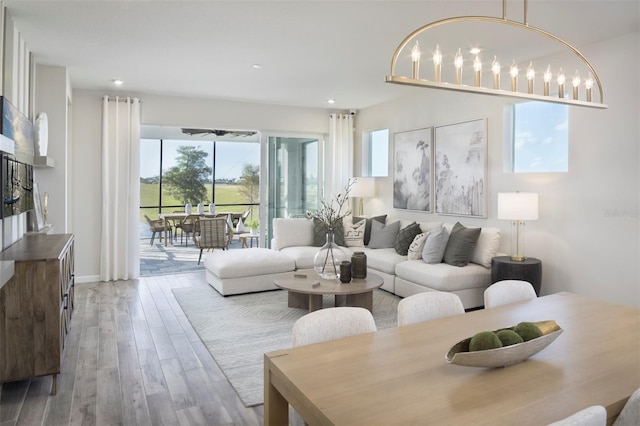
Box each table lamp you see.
[349,177,375,216]
[497,192,538,261]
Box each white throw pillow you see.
[407,232,430,260]
[343,216,365,247]
[272,218,314,249]
[471,227,501,268]
[422,226,449,264]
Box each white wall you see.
[355,33,640,308]
[72,90,332,281]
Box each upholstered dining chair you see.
[397,292,465,326]
[484,280,537,308]
[292,307,377,347]
[144,214,172,245]
[193,217,233,264]
[613,387,640,426]
[546,405,606,426]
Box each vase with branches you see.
[307,181,353,280]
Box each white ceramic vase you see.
[185,203,192,214]
[209,203,215,213]
[197,203,204,214]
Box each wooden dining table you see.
[264,292,640,425]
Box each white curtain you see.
[100,96,141,281]
[326,113,354,197]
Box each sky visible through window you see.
[140,139,260,180]
[513,102,568,173]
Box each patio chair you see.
[144,214,172,245]
[193,217,234,264]
[175,214,198,246]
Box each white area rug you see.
[172,286,400,407]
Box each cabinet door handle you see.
[63,293,69,310]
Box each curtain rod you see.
[104,96,142,103]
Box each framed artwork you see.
[434,119,487,217]
[393,127,432,212]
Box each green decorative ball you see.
[514,322,543,341]
[496,329,524,346]
[469,331,503,352]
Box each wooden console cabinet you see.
[0,233,75,395]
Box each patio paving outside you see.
[139,235,246,276]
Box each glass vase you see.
[314,231,347,280]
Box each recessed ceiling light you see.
[112,79,124,86]
[469,47,482,55]
[252,64,263,69]
[327,99,336,104]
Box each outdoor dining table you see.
[264,292,640,425]
[158,212,238,246]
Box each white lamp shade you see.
[349,177,375,198]
[497,192,539,220]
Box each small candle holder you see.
[339,261,351,283]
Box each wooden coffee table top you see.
[274,271,383,296]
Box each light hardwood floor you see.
[0,272,303,425]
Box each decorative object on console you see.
[435,119,487,217]
[32,183,44,231]
[385,0,606,109]
[197,203,204,214]
[497,192,539,261]
[208,202,215,213]
[393,127,432,212]
[185,202,192,214]
[348,177,375,216]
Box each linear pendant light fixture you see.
[385,0,607,109]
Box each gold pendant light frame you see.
[385,0,607,109]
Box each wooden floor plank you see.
[1,275,267,426]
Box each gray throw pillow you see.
[368,220,401,249]
[312,218,345,247]
[422,226,449,264]
[443,222,482,267]
[353,215,387,246]
[394,222,422,256]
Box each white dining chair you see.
[292,307,377,347]
[397,292,465,326]
[484,279,537,308]
[547,405,606,426]
[614,387,640,426]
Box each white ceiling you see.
[5,0,639,111]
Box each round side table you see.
[490,256,542,296]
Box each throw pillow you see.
[368,220,401,249]
[407,232,430,260]
[353,215,387,246]
[471,227,501,268]
[443,222,482,267]
[394,222,422,256]
[343,216,366,247]
[422,226,449,264]
[312,217,346,247]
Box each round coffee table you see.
[274,270,383,313]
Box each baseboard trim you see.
[75,275,100,284]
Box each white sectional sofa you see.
[271,217,501,309]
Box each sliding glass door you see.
[266,135,322,245]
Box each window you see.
[362,128,389,177]
[512,102,568,173]
[139,138,260,239]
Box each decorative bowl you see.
[446,328,563,368]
